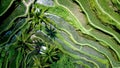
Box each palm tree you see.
[45,25,57,40]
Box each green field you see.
[0,0,120,68]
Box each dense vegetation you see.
[1,0,120,68]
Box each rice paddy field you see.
[0,0,120,68]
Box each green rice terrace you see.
[1,0,120,68]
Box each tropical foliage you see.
[1,0,120,68]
